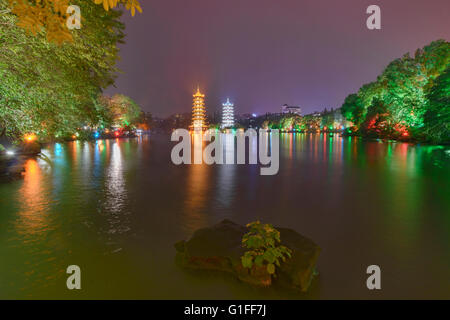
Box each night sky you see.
[106,0,450,117]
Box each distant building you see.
[281,104,301,115]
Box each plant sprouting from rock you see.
[241,221,292,275]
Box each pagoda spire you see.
[221,98,235,129]
[191,87,207,131]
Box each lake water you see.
[0,133,449,299]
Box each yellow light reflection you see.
[15,160,51,241]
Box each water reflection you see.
[215,134,237,218]
[16,159,50,237]
[12,159,64,293]
[1,134,449,299]
[183,163,210,233]
[99,140,132,252]
[105,141,126,214]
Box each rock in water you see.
[175,219,320,292]
[0,155,25,181]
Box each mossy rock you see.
[175,219,320,292]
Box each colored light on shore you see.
[94,132,100,138]
[24,134,37,142]
[114,131,120,137]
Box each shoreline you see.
[1,132,447,183]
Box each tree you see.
[424,67,450,144]
[7,0,142,44]
[341,39,449,142]
[415,40,450,87]
[136,112,153,131]
[320,108,336,129]
[340,93,365,127]
[99,94,142,128]
[0,0,125,140]
[280,114,298,130]
[360,98,392,138]
[379,55,427,130]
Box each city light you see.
[24,134,37,142]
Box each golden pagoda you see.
[191,87,207,131]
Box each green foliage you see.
[280,115,298,130]
[424,67,450,144]
[340,40,450,142]
[0,0,132,141]
[320,108,338,128]
[360,98,392,138]
[98,94,142,128]
[300,114,321,131]
[341,94,365,127]
[7,0,142,44]
[241,221,292,275]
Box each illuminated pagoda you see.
[221,98,235,129]
[191,87,207,131]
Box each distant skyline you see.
[106,0,450,117]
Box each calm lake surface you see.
[1,133,449,299]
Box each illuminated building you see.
[221,98,235,129]
[281,104,301,115]
[191,87,207,131]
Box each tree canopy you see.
[7,0,142,44]
[98,94,142,128]
[424,67,450,144]
[340,40,450,144]
[0,0,141,142]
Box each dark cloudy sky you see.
[106,0,450,117]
